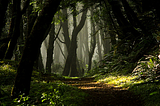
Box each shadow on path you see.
[62,78,143,106]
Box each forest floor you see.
[61,77,143,106]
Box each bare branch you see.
[53,24,62,41]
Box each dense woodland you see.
[1,0,160,105]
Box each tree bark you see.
[63,8,88,76]
[5,0,21,59]
[11,0,61,98]
[26,5,38,38]
[108,0,140,40]
[88,20,96,71]
[0,0,9,37]
[97,32,102,61]
[38,49,45,73]
[108,0,157,67]
[46,24,55,74]
[5,0,30,59]
[62,8,70,51]
[70,6,78,77]
[83,21,89,67]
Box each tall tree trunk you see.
[70,52,77,77]
[0,1,11,59]
[11,0,61,98]
[70,6,78,77]
[63,8,88,76]
[88,19,96,71]
[26,5,38,38]
[83,21,89,67]
[97,34,102,61]
[101,30,108,55]
[15,18,24,61]
[4,0,21,59]
[108,0,140,40]
[108,0,157,67]
[0,0,9,37]
[46,23,55,74]
[5,0,30,59]
[105,5,116,46]
[62,8,70,51]
[38,49,45,73]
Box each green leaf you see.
[149,91,158,96]
[42,99,47,102]
[149,59,153,64]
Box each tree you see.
[46,23,62,74]
[5,0,30,59]
[11,0,61,98]
[88,7,96,71]
[99,0,157,73]
[62,6,88,76]
[46,24,55,74]
[97,33,102,61]
[0,0,10,37]
[83,20,89,68]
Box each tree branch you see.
[57,37,65,43]
[53,24,62,41]
[56,40,66,60]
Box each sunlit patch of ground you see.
[98,75,144,88]
[79,86,102,89]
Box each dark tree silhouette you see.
[11,0,61,98]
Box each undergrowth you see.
[129,82,160,106]
[93,72,160,106]
[0,62,87,106]
[86,52,160,106]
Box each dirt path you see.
[62,78,143,106]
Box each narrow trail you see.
[62,78,143,106]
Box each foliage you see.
[93,71,160,106]
[0,63,16,85]
[88,58,160,106]
[86,51,137,77]
[0,62,87,106]
[129,82,160,106]
[13,94,30,106]
[29,1,43,13]
[132,55,160,82]
[41,89,63,105]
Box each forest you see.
[0,0,160,105]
